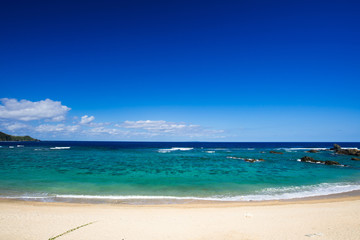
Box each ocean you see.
[0,141,360,204]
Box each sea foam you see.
[158,147,194,153]
[50,147,71,150]
[277,147,359,151]
[3,182,360,203]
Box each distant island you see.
[0,131,40,142]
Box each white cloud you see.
[80,115,95,124]
[1,122,31,131]
[0,98,70,121]
[118,120,224,138]
[88,127,122,135]
[35,124,79,133]
[0,98,226,140]
[87,127,164,138]
[121,120,190,132]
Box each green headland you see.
[0,131,40,142]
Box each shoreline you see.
[1,192,360,239]
[2,189,360,207]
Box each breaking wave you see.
[2,182,360,204]
[158,147,194,153]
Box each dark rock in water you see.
[337,148,360,156]
[269,151,283,154]
[244,158,265,163]
[245,159,255,163]
[351,157,360,161]
[330,144,342,151]
[300,156,316,162]
[300,156,341,166]
[330,144,360,156]
[324,160,341,165]
[306,150,319,153]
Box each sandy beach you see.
[1,196,360,240]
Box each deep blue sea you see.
[1,141,360,204]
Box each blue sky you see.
[0,0,359,141]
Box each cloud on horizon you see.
[0,98,225,140]
[0,98,70,121]
[119,120,224,138]
[1,122,31,131]
[121,120,192,132]
[35,124,80,133]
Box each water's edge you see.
[2,182,360,205]
[2,189,360,205]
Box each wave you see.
[206,148,230,151]
[240,182,360,201]
[277,147,359,151]
[50,147,71,150]
[2,182,360,203]
[227,156,243,159]
[158,147,194,153]
[276,148,328,151]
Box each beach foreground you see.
[1,197,360,240]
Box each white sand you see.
[1,197,360,240]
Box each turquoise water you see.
[0,142,360,203]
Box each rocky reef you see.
[330,144,360,156]
[299,156,341,166]
[269,151,283,154]
[306,150,319,153]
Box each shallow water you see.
[0,141,360,203]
